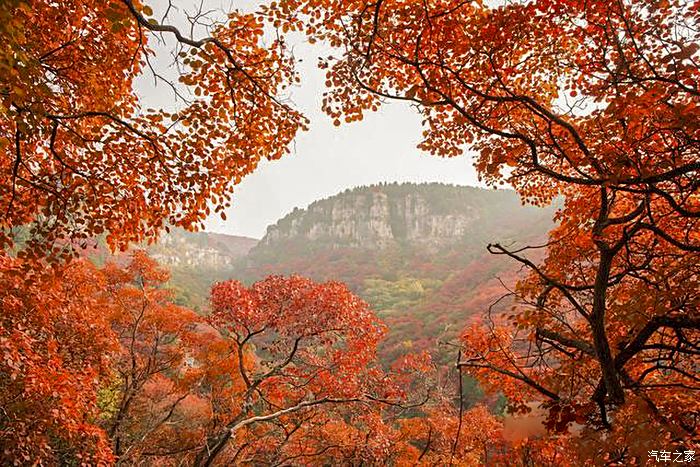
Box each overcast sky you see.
[140,2,483,239]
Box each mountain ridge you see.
[235,183,556,361]
[132,183,555,359]
[256,183,544,251]
[149,229,257,270]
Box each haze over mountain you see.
[156,183,556,361]
[240,183,555,360]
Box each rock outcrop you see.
[149,228,257,269]
[256,183,548,252]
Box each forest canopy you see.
[1,0,698,465]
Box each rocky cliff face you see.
[257,183,543,252]
[242,183,556,362]
[148,228,257,270]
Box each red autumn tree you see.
[283,351,509,466]
[0,257,115,464]
[0,0,305,458]
[0,247,511,466]
[272,0,700,461]
[198,275,391,465]
[0,250,240,465]
[100,251,208,462]
[375,352,508,466]
[1,1,308,461]
[202,291,507,467]
[1,0,305,259]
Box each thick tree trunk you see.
[590,245,625,407]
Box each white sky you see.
[139,2,483,239]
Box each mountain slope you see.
[147,229,257,310]
[240,183,556,361]
[127,184,555,360]
[83,228,258,311]
[149,229,257,270]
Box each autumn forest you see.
[1,0,698,465]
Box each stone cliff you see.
[148,228,257,269]
[256,183,547,252]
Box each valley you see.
[157,183,556,362]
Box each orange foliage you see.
[3,0,699,464]
[0,252,515,466]
[0,257,115,463]
[265,0,700,462]
[1,0,305,259]
[100,251,212,462]
[199,275,390,464]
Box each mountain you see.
[128,183,555,361]
[77,228,258,311]
[239,183,556,362]
[149,229,257,270]
[256,183,545,253]
[144,228,257,310]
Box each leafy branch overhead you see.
[1,0,306,258]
